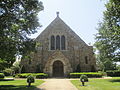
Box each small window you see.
[85,56,88,64]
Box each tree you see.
[11,59,21,74]
[80,75,88,86]
[0,0,44,69]
[0,59,7,71]
[95,0,120,71]
[27,75,35,87]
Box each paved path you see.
[35,78,78,90]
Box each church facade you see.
[21,12,96,77]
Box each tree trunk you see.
[28,83,31,87]
[82,81,84,86]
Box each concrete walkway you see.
[35,78,78,90]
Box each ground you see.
[71,77,120,90]
[0,79,44,90]
[1,77,120,90]
[35,78,77,90]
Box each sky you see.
[30,0,106,45]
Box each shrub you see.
[80,75,88,82]
[16,73,32,78]
[69,72,102,78]
[36,73,48,79]
[0,73,4,79]
[98,71,107,76]
[80,75,88,86]
[106,70,120,77]
[16,73,48,78]
[3,68,13,76]
[27,75,35,87]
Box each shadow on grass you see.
[0,79,14,81]
[108,79,120,83]
[79,85,88,86]
[0,85,36,90]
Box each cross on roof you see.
[56,12,59,17]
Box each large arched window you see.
[51,35,55,50]
[61,35,66,50]
[56,35,60,50]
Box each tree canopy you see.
[0,0,44,70]
[95,0,120,71]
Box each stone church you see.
[21,12,96,77]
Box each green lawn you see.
[0,79,44,90]
[71,77,120,90]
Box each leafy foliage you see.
[3,68,14,76]
[16,73,48,79]
[0,73,4,79]
[0,59,7,71]
[35,73,48,79]
[0,0,44,69]
[16,73,31,78]
[94,0,120,71]
[106,70,120,77]
[11,60,21,74]
[80,75,88,82]
[80,75,88,86]
[27,75,35,87]
[69,72,102,78]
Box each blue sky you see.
[30,0,106,45]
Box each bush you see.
[69,72,103,78]
[27,75,35,87]
[80,75,88,86]
[3,68,13,76]
[80,75,88,82]
[106,70,120,77]
[16,73,48,78]
[36,73,48,79]
[0,73,5,79]
[16,73,32,78]
[98,71,107,76]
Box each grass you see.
[0,79,44,90]
[71,77,120,90]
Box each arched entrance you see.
[53,60,64,77]
[44,51,73,77]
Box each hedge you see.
[69,72,103,78]
[16,73,32,78]
[0,73,5,79]
[16,73,48,79]
[106,70,120,77]
[35,73,48,79]
[3,68,13,76]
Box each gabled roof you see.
[36,12,87,46]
